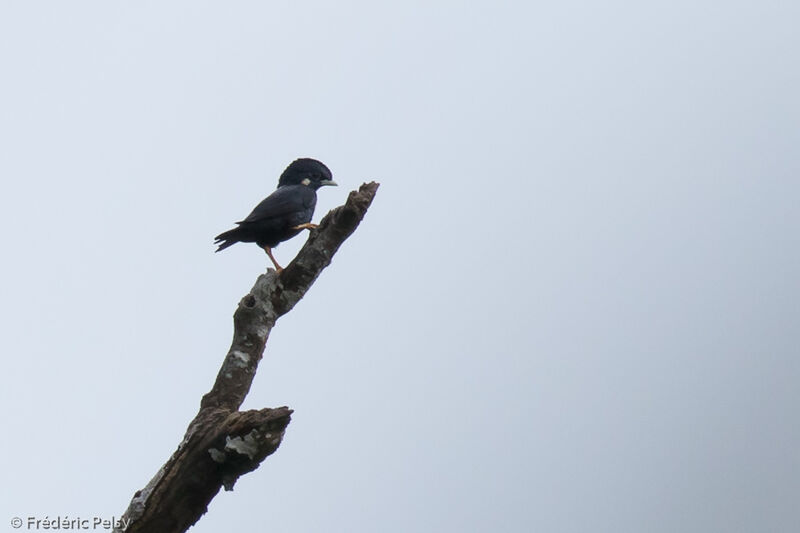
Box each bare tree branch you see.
[115,182,380,533]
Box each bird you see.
[214,158,337,271]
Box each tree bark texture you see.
[115,182,380,533]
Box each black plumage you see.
[214,158,337,270]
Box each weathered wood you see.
[115,182,380,533]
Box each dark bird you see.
[214,158,337,271]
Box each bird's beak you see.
[320,179,338,187]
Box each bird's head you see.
[278,158,337,190]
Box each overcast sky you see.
[1,2,798,532]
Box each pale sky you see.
[1,2,798,532]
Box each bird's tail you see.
[214,228,240,252]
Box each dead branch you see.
[115,182,380,533]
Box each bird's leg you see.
[261,245,283,272]
[292,222,318,231]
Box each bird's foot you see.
[292,222,318,231]
[261,245,284,272]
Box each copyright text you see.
[10,516,130,530]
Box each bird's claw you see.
[261,245,284,272]
[292,223,318,231]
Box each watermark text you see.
[10,516,130,530]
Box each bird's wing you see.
[237,185,315,224]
